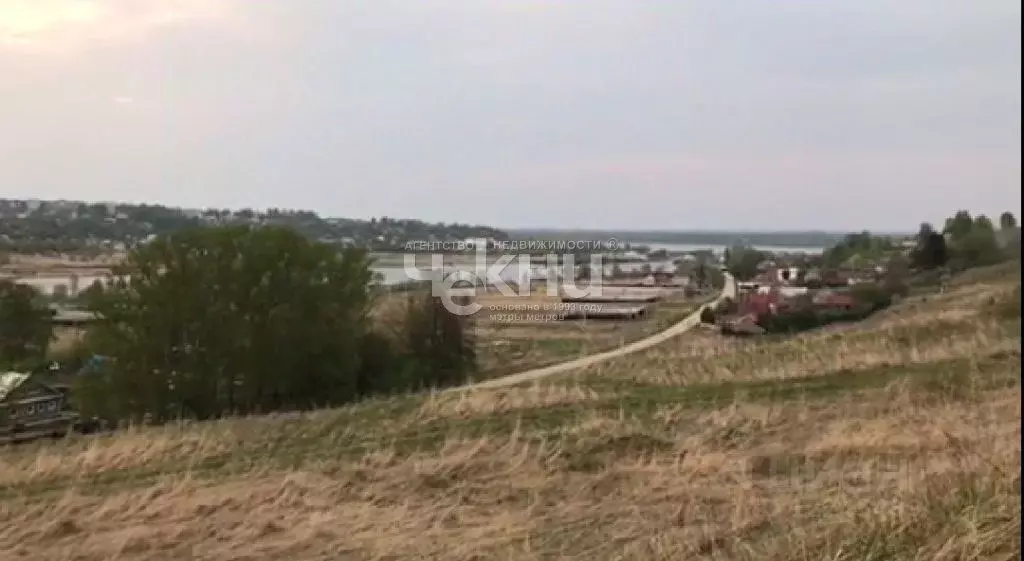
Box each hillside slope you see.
[0,264,1020,561]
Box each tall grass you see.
[0,265,1018,561]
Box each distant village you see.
[0,197,508,254]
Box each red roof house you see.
[737,290,790,321]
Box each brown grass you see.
[471,286,705,376]
[0,385,1017,561]
[0,265,1018,560]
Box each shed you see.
[561,294,661,304]
[49,309,100,327]
[1,372,79,442]
[562,305,649,321]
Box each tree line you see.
[721,209,1019,281]
[0,198,508,254]
[1,225,477,425]
[910,210,1019,271]
[702,209,1020,334]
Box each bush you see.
[758,306,875,335]
[758,309,821,334]
[0,280,53,368]
[699,307,716,324]
[850,283,893,311]
[714,297,736,316]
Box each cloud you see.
[0,0,230,53]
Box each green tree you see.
[882,253,911,297]
[955,217,1002,268]
[823,231,895,268]
[850,283,892,311]
[911,222,949,271]
[695,263,707,288]
[725,245,765,281]
[401,292,476,389]
[0,280,54,367]
[75,225,375,424]
[943,210,975,243]
[999,211,1018,231]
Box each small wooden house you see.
[0,372,80,442]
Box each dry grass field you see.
[471,285,708,377]
[372,284,711,379]
[1,254,122,276]
[0,263,1019,561]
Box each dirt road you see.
[449,273,735,391]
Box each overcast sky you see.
[1,1,1020,231]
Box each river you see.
[10,242,823,295]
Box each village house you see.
[0,372,80,442]
[811,290,858,311]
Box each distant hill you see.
[505,228,911,249]
[0,198,508,254]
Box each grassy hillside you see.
[0,263,1019,561]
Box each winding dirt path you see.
[448,273,735,391]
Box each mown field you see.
[374,284,711,380]
[0,263,1019,561]
[471,286,707,378]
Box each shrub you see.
[850,283,893,311]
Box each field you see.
[373,283,711,379]
[0,254,122,276]
[470,285,709,378]
[0,263,1019,560]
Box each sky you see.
[0,1,1020,231]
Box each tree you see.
[911,230,948,270]
[706,266,726,289]
[956,220,1002,268]
[695,263,707,288]
[943,210,975,243]
[999,211,1018,231]
[850,283,892,311]
[401,292,476,390]
[823,231,895,268]
[75,225,376,423]
[0,280,53,368]
[726,245,765,281]
[882,253,911,297]
[998,211,1021,254]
